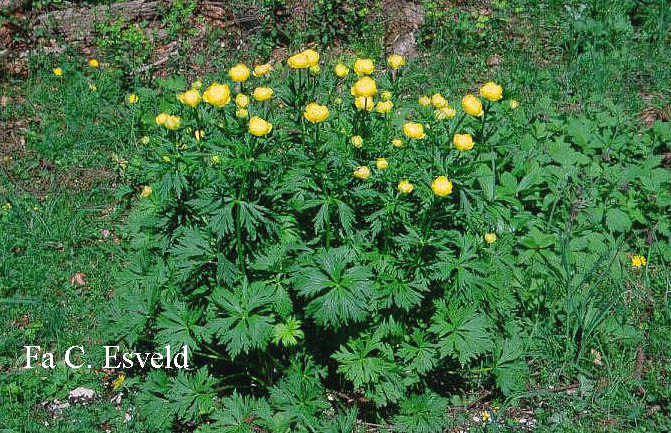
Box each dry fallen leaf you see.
[70,272,87,286]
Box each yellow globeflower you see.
[480,81,503,101]
[376,158,389,170]
[434,107,456,120]
[253,63,272,77]
[155,113,169,125]
[350,135,363,148]
[398,180,414,194]
[140,185,152,198]
[418,95,431,106]
[350,76,378,97]
[203,83,231,107]
[375,100,393,114]
[431,93,447,108]
[303,103,330,123]
[631,255,647,268]
[381,90,392,101]
[89,59,99,68]
[509,99,520,109]
[177,89,201,108]
[353,165,371,180]
[334,63,349,78]
[387,54,406,69]
[127,94,139,104]
[484,233,497,244]
[403,122,426,139]
[163,115,181,130]
[462,94,483,116]
[392,137,404,148]
[353,58,375,75]
[354,96,374,111]
[253,87,273,101]
[431,175,453,197]
[235,93,249,108]
[453,133,474,151]
[236,108,249,119]
[287,52,309,69]
[53,67,63,76]
[229,63,251,82]
[248,116,273,136]
[303,49,320,67]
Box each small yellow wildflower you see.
[376,158,388,170]
[398,180,414,194]
[350,135,363,148]
[631,255,647,268]
[353,165,371,180]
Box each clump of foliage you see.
[106,50,671,432]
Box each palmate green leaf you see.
[210,280,276,358]
[269,357,329,430]
[155,299,210,350]
[108,285,158,346]
[493,337,529,396]
[169,227,215,283]
[332,334,413,407]
[202,392,272,433]
[317,408,363,433]
[293,247,375,328]
[169,367,217,422]
[392,392,448,433]
[429,300,491,366]
[397,329,439,375]
[136,371,175,432]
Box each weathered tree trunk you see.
[35,0,165,41]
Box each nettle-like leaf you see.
[293,247,375,328]
[169,367,217,422]
[210,280,276,358]
[429,300,491,366]
[155,299,210,350]
[393,392,448,433]
[204,392,272,433]
[332,334,413,407]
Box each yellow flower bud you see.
[89,84,97,92]
[287,52,309,69]
[334,63,349,78]
[480,81,503,102]
[431,175,453,196]
[353,58,375,75]
[194,130,205,142]
[350,76,377,97]
[381,90,392,101]
[509,99,520,109]
[248,116,273,136]
[140,185,152,198]
[88,59,99,68]
[392,138,404,148]
[236,108,249,119]
[253,63,272,77]
[387,54,406,69]
[353,165,371,179]
[203,83,231,107]
[375,100,393,114]
[354,96,374,111]
[127,93,139,104]
[350,135,363,148]
[309,64,321,75]
[303,103,330,123]
[53,67,63,76]
[398,179,413,194]
[155,113,168,125]
[434,107,456,120]
[211,155,221,164]
[235,93,249,108]
[484,233,497,244]
[376,158,389,170]
[229,63,251,82]
[253,87,273,102]
[462,94,483,116]
[163,115,181,130]
[431,93,447,108]
[403,122,426,139]
[453,133,474,151]
[418,95,431,106]
[191,80,203,90]
[177,89,201,108]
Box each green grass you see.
[1,0,670,431]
